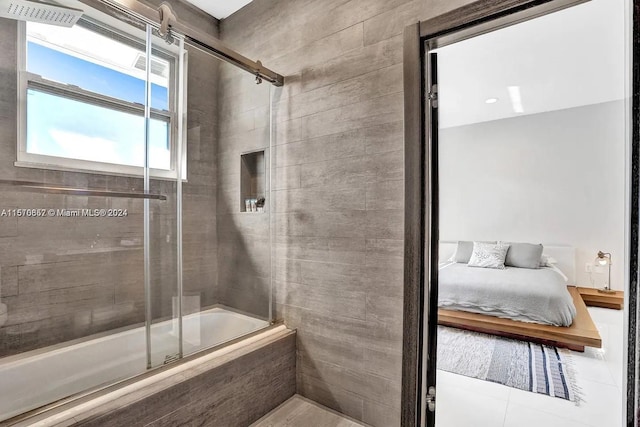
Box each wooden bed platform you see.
[438,286,601,352]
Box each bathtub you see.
[0,307,269,422]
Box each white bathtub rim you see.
[22,325,289,427]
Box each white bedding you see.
[438,263,577,326]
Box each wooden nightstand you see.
[577,287,624,310]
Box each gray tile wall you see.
[422,0,473,20]
[220,1,431,425]
[0,0,221,356]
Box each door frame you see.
[401,0,640,426]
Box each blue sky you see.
[26,42,171,169]
[28,42,169,110]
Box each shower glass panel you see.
[0,2,154,420]
[0,0,276,422]
[180,55,272,358]
[0,1,188,419]
[147,27,182,368]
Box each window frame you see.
[16,15,187,180]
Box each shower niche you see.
[240,150,266,213]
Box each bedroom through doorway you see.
[428,0,629,425]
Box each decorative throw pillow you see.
[468,242,510,269]
[539,254,558,267]
[504,242,544,269]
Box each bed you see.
[439,262,576,326]
[437,242,602,351]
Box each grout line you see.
[501,391,511,427]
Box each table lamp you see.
[595,251,615,294]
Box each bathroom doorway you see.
[402,0,637,426]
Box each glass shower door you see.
[146,27,183,368]
[0,0,280,419]
[0,3,152,418]
[179,52,273,357]
[0,3,184,419]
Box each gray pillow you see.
[504,242,544,269]
[453,241,496,263]
[453,241,474,263]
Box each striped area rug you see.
[437,326,578,401]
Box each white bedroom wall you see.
[439,100,626,290]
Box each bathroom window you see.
[16,17,184,178]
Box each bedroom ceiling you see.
[437,0,626,128]
[183,0,254,19]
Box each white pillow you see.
[468,242,510,269]
[539,254,558,267]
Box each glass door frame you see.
[401,0,640,426]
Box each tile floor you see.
[435,307,625,427]
[252,395,365,427]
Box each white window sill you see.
[14,160,187,183]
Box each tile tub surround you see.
[0,2,220,356]
[219,0,430,425]
[13,326,296,427]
